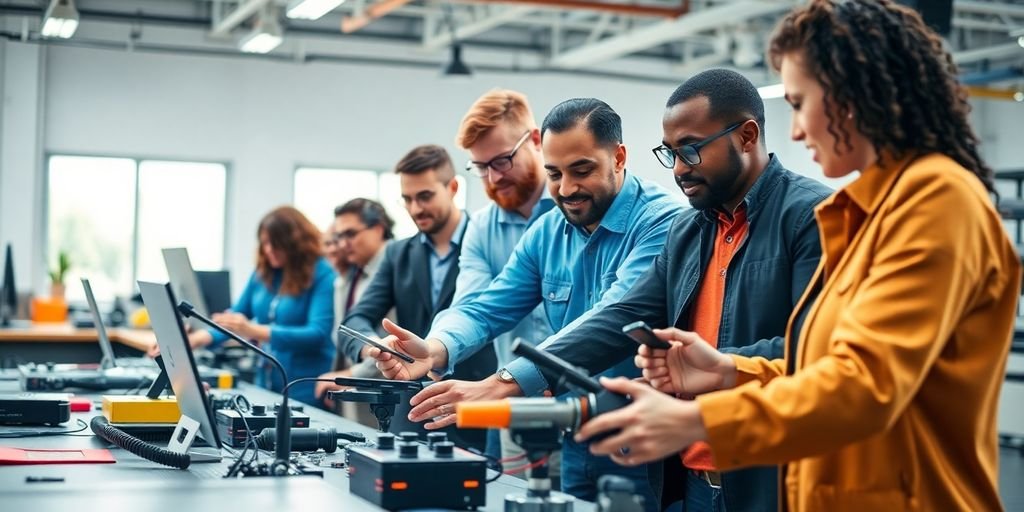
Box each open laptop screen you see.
[81,277,117,370]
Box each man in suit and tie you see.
[331,144,495,451]
[316,198,395,413]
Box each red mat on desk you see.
[0,447,115,465]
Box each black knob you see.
[251,404,266,416]
[398,432,419,443]
[377,433,395,450]
[398,442,419,459]
[426,432,447,448]
[434,441,454,458]
[45,362,55,371]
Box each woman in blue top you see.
[188,206,337,405]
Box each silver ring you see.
[619,446,631,456]
[439,403,451,415]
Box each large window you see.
[47,155,227,301]
[293,167,467,240]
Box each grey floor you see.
[1001,446,1024,511]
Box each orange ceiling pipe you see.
[342,0,414,33]
[461,0,690,18]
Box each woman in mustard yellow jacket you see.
[575,1,1021,511]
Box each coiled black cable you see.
[90,416,191,469]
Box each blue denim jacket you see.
[209,258,336,405]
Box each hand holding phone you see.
[621,321,672,350]
[337,324,416,364]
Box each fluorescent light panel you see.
[757,83,785,99]
[41,0,79,39]
[240,32,283,53]
[240,9,284,54]
[286,0,346,20]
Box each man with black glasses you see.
[503,69,832,511]
[439,89,557,462]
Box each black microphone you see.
[176,301,294,474]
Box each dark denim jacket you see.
[539,154,832,512]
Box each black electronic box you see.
[347,432,487,510]
[214,405,310,448]
[0,393,71,425]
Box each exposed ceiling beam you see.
[460,0,688,19]
[210,0,268,37]
[955,1,1024,19]
[421,5,536,51]
[953,41,1024,64]
[952,17,1015,33]
[550,0,792,70]
[342,0,413,33]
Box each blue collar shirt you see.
[428,172,682,396]
[420,213,470,308]
[431,188,557,368]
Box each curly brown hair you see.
[768,0,994,193]
[256,206,322,296]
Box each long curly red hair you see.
[255,206,322,296]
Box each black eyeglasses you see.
[333,226,368,242]
[465,131,531,177]
[652,122,745,169]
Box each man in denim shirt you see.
[370,98,680,510]
[439,89,557,461]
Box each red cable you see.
[503,456,549,475]
[498,453,528,464]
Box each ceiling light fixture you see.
[443,44,472,76]
[41,0,79,39]
[286,0,346,21]
[440,4,472,77]
[240,6,283,54]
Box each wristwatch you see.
[496,367,518,384]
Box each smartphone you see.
[337,324,416,364]
[621,321,672,350]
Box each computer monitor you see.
[162,247,209,330]
[1,243,16,327]
[195,270,231,314]
[138,280,222,460]
[82,278,117,370]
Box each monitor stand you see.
[149,355,222,463]
[168,413,222,463]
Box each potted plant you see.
[49,251,70,300]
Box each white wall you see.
[1,39,1022,295]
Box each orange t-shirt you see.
[682,205,749,471]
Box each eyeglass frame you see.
[651,121,746,169]
[333,226,370,243]
[465,131,532,177]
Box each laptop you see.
[161,248,209,332]
[82,277,157,371]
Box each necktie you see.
[345,268,363,312]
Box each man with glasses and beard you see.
[528,69,832,512]
[368,98,681,511]
[433,89,557,461]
